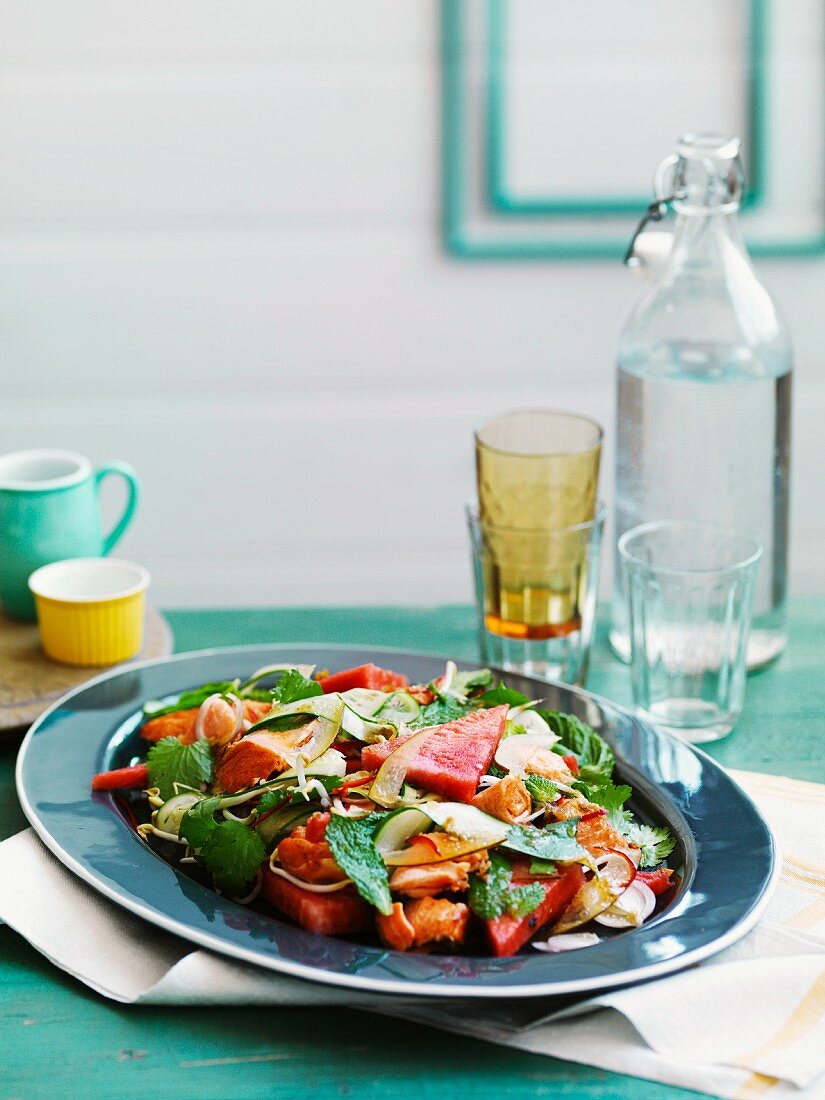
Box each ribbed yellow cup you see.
[29,558,150,668]
[34,591,145,666]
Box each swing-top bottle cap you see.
[676,132,740,161]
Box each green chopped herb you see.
[524,775,558,805]
[451,668,494,696]
[411,696,471,728]
[270,669,323,706]
[619,822,677,868]
[528,858,558,876]
[146,737,213,801]
[325,812,392,915]
[537,710,615,784]
[143,681,239,720]
[178,795,222,849]
[468,852,544,920]
[198,819,266,895]
[477,683,529,709]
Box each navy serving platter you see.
[16,645,777,998]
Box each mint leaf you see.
[271,669,323,706]
[468,852,544,920]
[538,710,615,784]
[199,819,266,895]
[504,820,591,865]
[524,775,558,805]
[477,683,529,709]
[146,737,214,801]
[179,795,222,849]
[325,812,392,915]
[620,822,676,869]
[411,696,471,728]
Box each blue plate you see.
[16,645,777,998]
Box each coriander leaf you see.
[271,669,323,706]
[528,858,558,876]
[524,775,558,805]
[537,710,615,784]
[620,822,676,869]
[477,683,529,709]
[257,788,290,815]
[467,852,544,920]
[199,819,266,895]
[411,696,471,728]
[146,737,214,801]
[325,812,392,915]
[504,820,591,865]
[451,668,494,696]
[179,795,222,849]
[574,780,632,827]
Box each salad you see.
[91,660,678,957]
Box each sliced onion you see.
[506,705,555,740]
[194,692,244,742]
[551,848,636,934]
[495,730,564,776]
[533,933,601,953]
[595,879,657,929]
[369,726,437,808]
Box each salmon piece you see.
[551,797,639,856]
[390,860,471,898]
[524,747,574,784]
[472,776,531,823]
[141,699,272,745]
[277,833,346,885]
[376,902,416,951]
[406,684,435,705]
[214,731,290,791]
[406,897,469,948]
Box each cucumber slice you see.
[376,691,420,725]
[373,807,433,854]
[279,748,347,780]
[418,802,509,845]
[369,726,437,809]
[245,693,345,767]
[155,792,203,836]
[255,802,314,847]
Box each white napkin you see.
[1,769,824,1100]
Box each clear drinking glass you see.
[619,521,763,743]
[467,500,606,685]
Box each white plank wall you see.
[0,1,823,607]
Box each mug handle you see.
[94,462,141,555]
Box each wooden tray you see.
[0,607,173,732]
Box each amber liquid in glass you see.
[475,417,600,640]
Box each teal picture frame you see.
[486,0,767,217]
[442,0,825,260]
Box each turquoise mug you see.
[0,449,140,621]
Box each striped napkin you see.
[1,769,824,1099]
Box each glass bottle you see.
[611,133,792,670]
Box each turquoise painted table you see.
[1,602,823,1099]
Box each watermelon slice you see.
[484,864,585,957]
[318,663,409,694]
[262,872,372,936]
[360,705,507,803]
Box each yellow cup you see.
[28,558,150,667]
